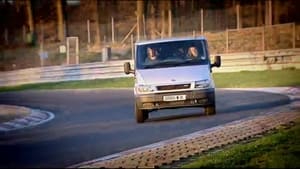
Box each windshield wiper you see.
[143,64,157,68]
[150,60,185,68]
[180,59,205,65]
[143,59,203,69]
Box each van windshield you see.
[136,40,209,69]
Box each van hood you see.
[136,65,211,85]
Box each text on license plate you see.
[163,95,186,101]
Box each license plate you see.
[163,95,186,102]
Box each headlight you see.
[136,85,156,93]
[195,79,210,88]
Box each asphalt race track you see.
[0,89,290,167]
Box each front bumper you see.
[135,88,215,110]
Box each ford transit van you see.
[124,37,221,123]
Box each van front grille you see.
[157,84,191,91]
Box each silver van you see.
[124,37,221,123]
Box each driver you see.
[188,46,198,58]
[145,47,158,63]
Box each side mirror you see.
[124,62,134,74]
[211,55,221,68]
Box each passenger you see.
[145,47,158,63]
[188,46,198,59]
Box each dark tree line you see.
[0,0,299,46]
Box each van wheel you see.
[205,105,216,115]
[135,104,148,123]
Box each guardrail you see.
[0,60,133,87]
[0,48,299,87]
[212,48,300,73]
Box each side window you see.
[197,40,207,60]
[203,40,210,58]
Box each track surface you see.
[0,89,290,167]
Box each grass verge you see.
[181,118,300,168]
[0,69,299,92]
[0,77,134,92]
[213,69,300,88]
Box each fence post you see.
[201,8,204,35]
[193,30,196,37]
[236,2,241,29]
[4,28,8,45]
[262,26,265,51]
[293,22,296,48]
[226,29,229,53]
[136,12,140,41]
[39,22,44,67]
[131,34,134,60]
[66,37,69,64]
[168,9,172,37]
[87,19,91,44]
[111,17,115,44]
[22,25,26,43]
[76,37,79,64]
[268,0,272,25]
[143,14,146,40]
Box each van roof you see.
[135,36,207,46]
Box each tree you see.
[136,0,144,41]
[256,0,263,26]
[148,0,157,39]
[94,0,100,45]
[56,0,64,41]
[24,0,35,45]
[160,0,171,38]
[25,0,34,33]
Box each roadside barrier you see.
[0,49,299,87]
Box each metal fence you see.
[0,12,299,71]
[204,23,297,54]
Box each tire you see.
[135,104,149,123]
[204,105,216,115]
